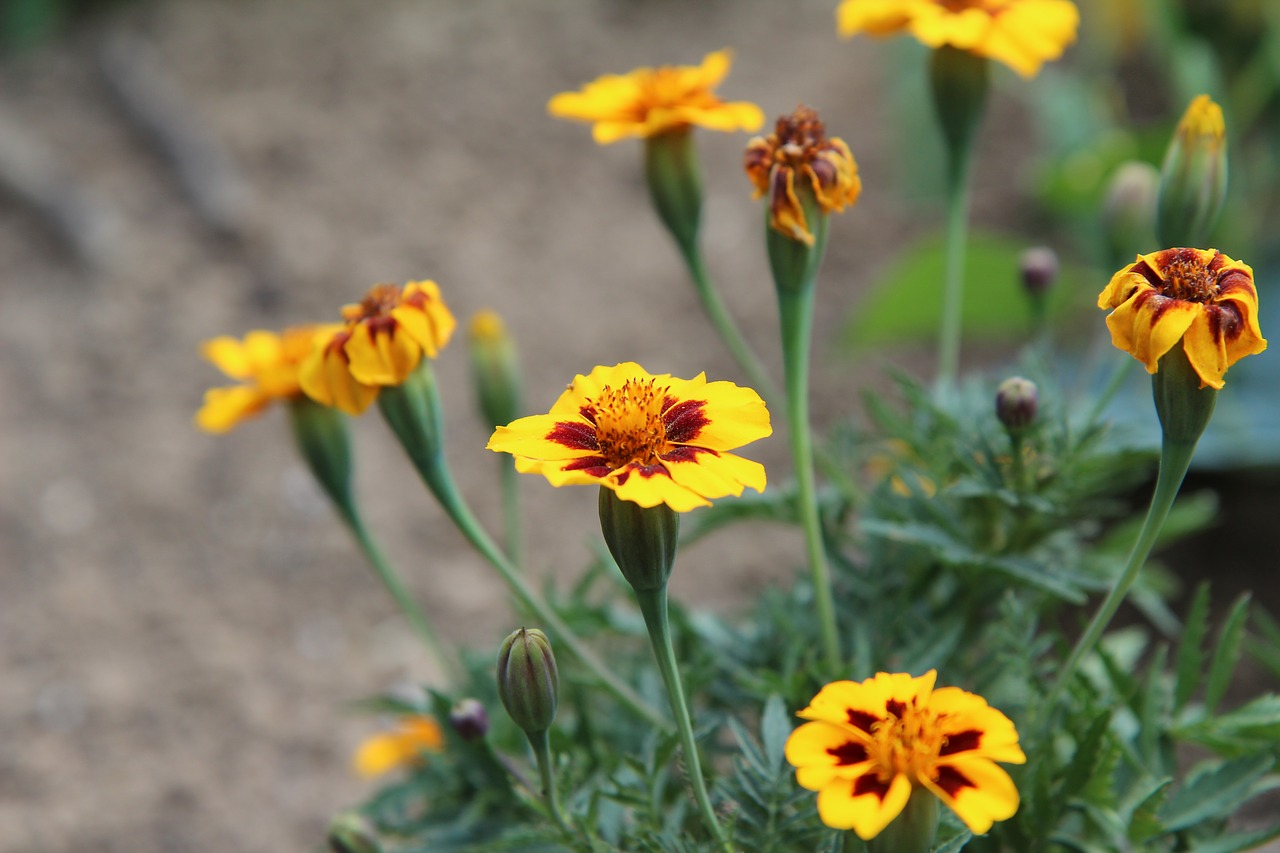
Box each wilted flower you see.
[786,670,1025,840]
[548,49,763,144]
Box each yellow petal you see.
[604,464,709,511]
[195,385,272,433]
[785,721,874,791]
[920,757,1020,836]
[664,375,772,450]
[928,687,1027,765]
[662,448,766,499]
[817,769,913,839]
[299,339,378,415]
[345,325,422,386]
[1106,291,1199,373]
[486,414,600,461]
[201,336,256,380]
[836,0,917,38]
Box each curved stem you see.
[1046,438,1198,708]
[423,462,671,733]
[500,456,524,569]
[778,287,841,675]
[936,143,974,388]
[634,586,731,852]
[528,728,573,837]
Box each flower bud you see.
[1019,246,1059,296]
[327,812,382,853]
[497,628,559,735]
[1102,161,1159,266]
[467,311,522,429]
[996,376,1038,433]
[598,486,679,592]
[287,396,353,509]
[448,697,489,741]
[1156,94,1228,247]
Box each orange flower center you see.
[1161,254,1218,303]
[771,106,829,166]
[344,283,402,323]
[869,699,946,779]
[590,379,670,468]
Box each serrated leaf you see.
[1158,754,1276,831]
[1206,594,1252,713]
[1176,582,1212,711]
[1061,711,1112,801]
[1127,778,1171,842]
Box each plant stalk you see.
[528,728,572,837]
[937,141,974,388]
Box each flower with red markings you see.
[785,670,1025,840]
[1097,247,1266,390]
[299,280,457,415]
[486,362,771,512]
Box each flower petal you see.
[662,446,766,498]
[344,324,422,386]
[604,462,710,511]
[816,769,913,840]
[486,413,600,461]
[928,687,1027,765]
[1105,290,1200,373]
[195,385,272,433]
[299,336,379,415]
[785,720,875,791]
[919,757,1020,836]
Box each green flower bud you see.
[1156,94,1228,247]
[996,376,1039,433]
[1101,161,1159,267]
[497,628,559,735]
[598,486,679,593]
[467,311,522,429]
[327,811,382,853]
[376,361,445,474]
[287,396,353,509]
[645,128,703,258]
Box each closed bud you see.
[327,811,382,853]
[598,486,679,592]
[1156,95,1228,247]
[1101,161,1159,266]
[448,697,489,741]
[497,628,559,735]
[1020,246,1059,295]
[996,376,1038,433]
[467,311,522,430]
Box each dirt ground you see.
[0,1,1272,852]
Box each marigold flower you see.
[836,0,1080,78]
[786,670,1025,840]
[300,280,457,415]
[352,715,443,778]
[196,325,333,433]
[487,362,770,512]
[1098,248,1266,390]
[547,49,764,144]
[744,106,861,246]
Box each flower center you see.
[1162,254,1218,303]
[590,379,670,469]
[345,283,402,323]
[772,106,828,165]
[870,699,946,779]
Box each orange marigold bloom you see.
[196,325,334,433]
[1098,248,1266,390]
[352,715,444,778]
[786,671,1025,840]
[548,49,764,144]
[836,0,1080,78]
[744,106,861,246]
[300,280,457,415]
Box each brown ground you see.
[1,2,1267,852]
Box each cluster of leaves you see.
[339,360,1280,852]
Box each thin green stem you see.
[336,504,460,681]
[528,728,572,837]
[500,456,523,569]
[1047,438,1198,708]
[422,462,671,733]
[778,287,841,675]
[936,143,974,388]
[634,586,730,852]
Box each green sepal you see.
[1151,344,1217,448]
[287,396,353,510]
[644,128,703,258]
[598,486,679,592]
[377,362,446,475]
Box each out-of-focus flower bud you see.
[1020,246,1059,296]
[467,310,522,429]
[327,811,382,853]
[1156,95,1228,247]
[497,628,559,735]
[996,377,1039,433]
[448,698,490,742]
[1101,161,1159,266]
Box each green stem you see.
[1047,438,1198,707]
[1008,432,1027,493]
[422,461,671,733]
[778,287,841,675]
[937,142,974,388]
[336,504,459,681]
[500,456,523,569]
[634,586,730,852]
[528,728,572,837]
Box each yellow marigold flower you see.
[196,325,333,433]
[299,280,457,415]
[547,49,764,144]
[1098,248,1266,390]
[786,670,1025,840]
[836,0,1080,78]
[487,362,770,512]
[743,106,861,246]
[352,715,444,779]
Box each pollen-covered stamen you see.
[589,379,673,469]
[867,696,949,780]
[1159,252,1219,303]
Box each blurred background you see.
[2,0,1277,850]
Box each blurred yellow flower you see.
[786,670,1025,839]
[487,362,770,512]
[743,106,861,246]
[548,49,764,144]
[836,0,1080,78]
[300,280,457,415]
[196,325,333,433]
[1098,248,1266,390]
[352,716,444,778]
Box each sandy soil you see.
[3,2,1268,851]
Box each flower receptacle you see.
[288,396,353,511]
[598,486,680,593]
[929,46,990,164]
[1153,344,1218,448]
[645,128,704,259]
[766,185,829,295]
[497,627,560,735]
[377,362,446,475]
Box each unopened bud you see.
[497,628,559,735]
[1156,94,1228,246]
[996,377,1038,432]
[467,311,522,429]
[327,811,382,853]
[448,698,489,741]
[1101,161,1159,265]
[1019,246,1059,295]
